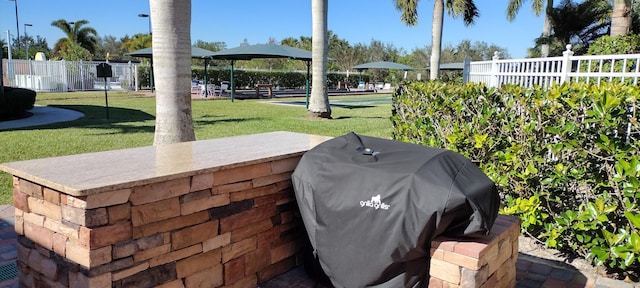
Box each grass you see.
[0,91,394,204]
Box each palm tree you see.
[395,0,479,80]
[537,0,610,55]
[309,0,331,119]
[611,0,632,36]
[50,19,98,56]
[506,0,554,57]
[151,0,195,144]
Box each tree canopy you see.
[50,19,98,59]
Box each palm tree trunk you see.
[309,0,331,118]
[430,0,444,80]
[541,12,552,57]
[151,0,195,145]
[611,0,632,36]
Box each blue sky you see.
[2,0,543,59]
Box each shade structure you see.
[352,61,414,81]
[352,61,414,70]
[208,44,312,61]
[427,62,465,71]
[209,44,313,102]
[125,47,217,58]
[126,47,218,94]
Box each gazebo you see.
[209,44,313,103]
[126,47,218,93]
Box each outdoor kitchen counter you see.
[1,131,334,287]
[0,131,331,196]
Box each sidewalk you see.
[0,106,84,131]
[0,204,637,288]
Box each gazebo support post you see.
[230,60,235,102]
[305,61,310,109]
[203,59,208,97]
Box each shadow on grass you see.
[193,115,265,126]
[332,116,387,120]
[272,101,375,109]
[7,104,156,133]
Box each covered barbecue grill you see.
[291,132,500,287]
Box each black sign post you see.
[96,63,113,119]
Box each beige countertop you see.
[0,131,330,196]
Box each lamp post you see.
[138,13,153,92]
[137,14,151,35]
[4,30,13,61]
[8,0,19,51]
[24,23,31,59]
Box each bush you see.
[588,34,640,55]
[191,67,369,90]
[0,87,37,120]
[391,81,640,279]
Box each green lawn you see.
[0,91,394,204]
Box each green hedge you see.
[391,81,640,279]
[135,66,370,90]
[0,87,37,120]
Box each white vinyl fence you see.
[1,59,141,92]
[464,45,640,88]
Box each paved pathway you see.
[0,205,17,288]
[0,204,637,287]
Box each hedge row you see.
[136,66,370,89]
[391,81,640,279]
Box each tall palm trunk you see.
[309,0,331,119]
[430,0,444,80]
[541,12,552,57]
[151,0,195,145]
[611,0,632,36]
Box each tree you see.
[121,33,152,53]
[59,42,92,61]
[151,0,195,144]
[528,0,610,56]
[95,35,127,60]
[50,19,98,58]
[309,0,331,119]
[551,0,609,54]
[12,34,50,60]
[506,0,554,57]
[395,0,479,80]
[611,0,632,36]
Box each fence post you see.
[490,51,500,88]
[463,57,471,84]
[560,44,574,84]
[62,59,68,92]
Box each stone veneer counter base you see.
[1,131,333,287]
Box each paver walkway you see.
[0,204,637,288]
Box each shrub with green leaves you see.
[391,81,640,279]
[588,34,640,55]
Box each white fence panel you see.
[464,45,640,89]
[2,59,139,92]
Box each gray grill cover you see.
[291,133,500,287]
